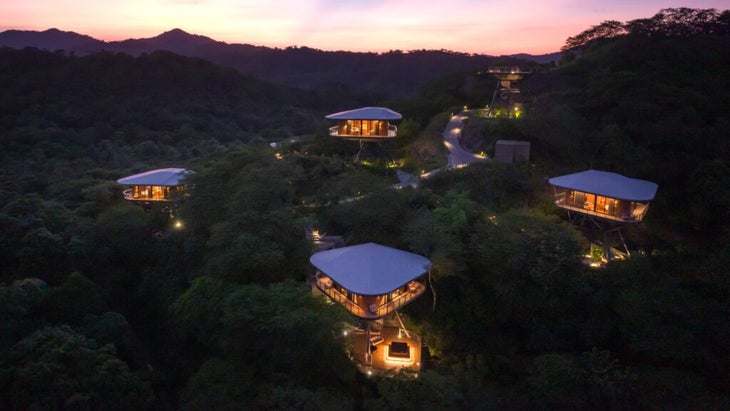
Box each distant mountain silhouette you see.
[0,28,559,95]
[0,28,102,53]
[509,52,562,65]
[109,28,229,56]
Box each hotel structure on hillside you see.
[325,107,402,162]
[310,242,431,375]
[117,168,192,215]
[549,169,658,262]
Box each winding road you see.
[418,111,487,181]
[443,112,487,169]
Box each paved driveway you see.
[443,113,486,168]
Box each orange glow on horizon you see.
[2,1,728,55]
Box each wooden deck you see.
[346,318,421,375]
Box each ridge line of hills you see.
[0,27,561,96]
[0,27,562,62]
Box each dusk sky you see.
[1,1,727,55]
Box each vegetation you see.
[562,8,730,51]
[1,8,729,410]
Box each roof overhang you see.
[310,243,430,295]
[548,169,658,201]
[325,107,402,121]
[117,168,191,186]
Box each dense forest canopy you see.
[1,8,729,410]
[0,27,543,98]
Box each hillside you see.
[1,8,730,410]
[0,46,333,140]
[0,28,552,96]
[462,8,730,250]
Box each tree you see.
[0,278,49,350]
[686,159,730,241]
[204,209,309,283]
[465,210,587,352]
[1,325,153,411]
[35,272,106,325]
[403,191,475,311]
[264,385,355,411]
[169,278,354,395]
[179,358,257,410]
[527,350,636,410]
[90,204,158,267]
[323,188,413,246]
[562,8,726,51]
[562,20,627,51]
[365,370,465,411]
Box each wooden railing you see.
[328,125,398,138]
[315,274,425,319]
[554,199,648,223]
[122,187,187,202]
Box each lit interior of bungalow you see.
[549,169,658,264]
[549,169,658,223]
[325,107,402,141]
[310,242,431,376]
[117,168,192,213]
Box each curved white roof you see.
[549,169,658,201]
[117,168,191,186]
[325,107,402,121]
[310,242,431,295]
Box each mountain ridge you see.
[0,28,561,95]
[0,27,561,61]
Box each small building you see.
[325,107,402,141]
[494,140,530,163]
[549,169,658,223]
[310,242,431,374]
[117,168,192,213]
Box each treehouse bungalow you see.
[549,169,658,262]
[549,169,658,223]
[117,168,192,213]
[311,242,431,374]
[325,107,402,141]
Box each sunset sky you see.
[1,1,727,55]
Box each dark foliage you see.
[563,8,730,51]
[1,9,729,409]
